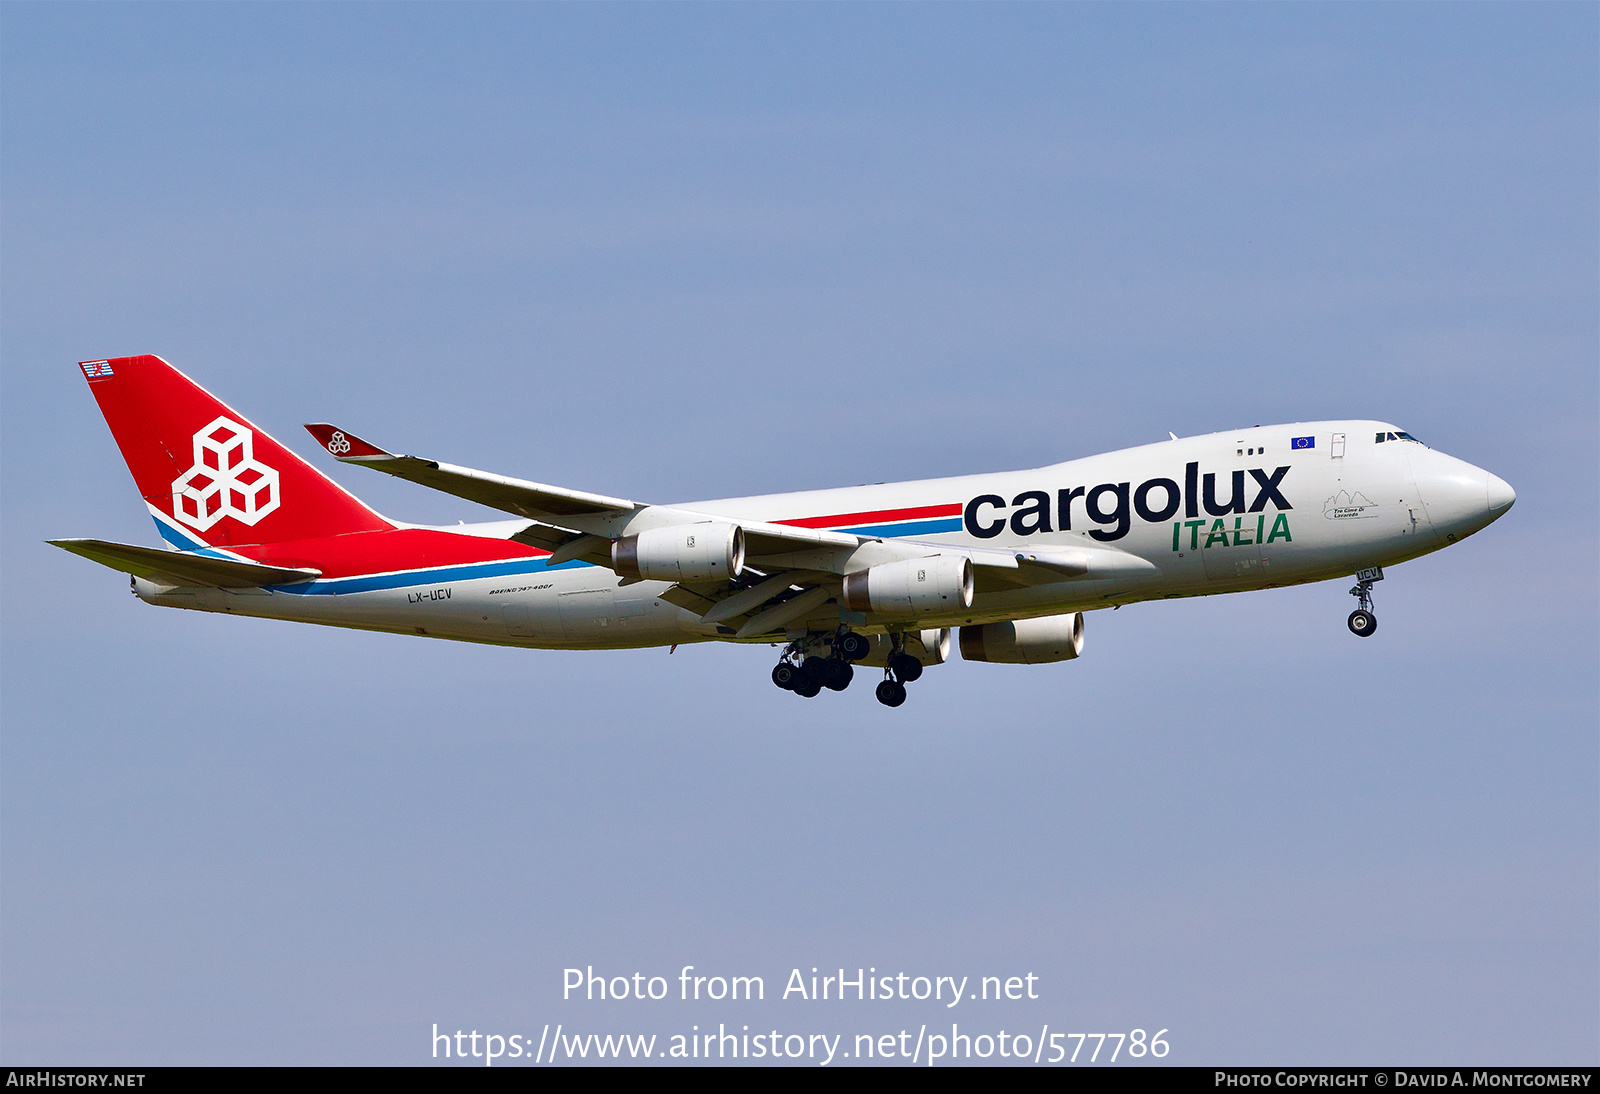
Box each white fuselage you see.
[137,421,1512,650]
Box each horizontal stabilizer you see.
[50,539,321,588]
[304,424,635,519]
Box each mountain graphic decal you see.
[1323,490,1380,519]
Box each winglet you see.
[304,423,391,460]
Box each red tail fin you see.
[79,355,393,547]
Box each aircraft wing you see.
[50,539,321,588]
[305,424,866,558]
[304,424,638,519]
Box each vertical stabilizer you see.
[78,355,393,548]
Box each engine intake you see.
[612,522,745,582]
[842,556,974,617]
[959,612,1085,664]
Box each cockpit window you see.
[1374,431,1424,444]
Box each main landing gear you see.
[874,636,924,709]
[771,629,869,699]
[1347,574,1379,637]
[770,629,926,706]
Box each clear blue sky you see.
[3,3,1594,1064]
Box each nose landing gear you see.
[1347,570,1380,637]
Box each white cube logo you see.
[171,416,280,531]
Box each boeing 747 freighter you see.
[54,355,1514,706]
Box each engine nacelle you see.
[959,612,1085,664]
[612,522,745,582]
[842,556,974,617]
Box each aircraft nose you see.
[1409,451,1514,540]
[1486,472,1516,513]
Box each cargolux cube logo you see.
[171,416,281,531]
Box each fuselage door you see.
[559,587,617,640]
[1195,456,1270,581]
[615,588,651,629]
[503,602,538,637]
[502,587,557,639]
[1199,517,1266,581]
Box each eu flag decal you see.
[1291,436,1315,450]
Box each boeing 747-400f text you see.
[54,355,1515,706]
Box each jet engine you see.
[959,612,1085,664]
[841,556,974,617]
[612,522,745,582]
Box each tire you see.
[837,632,871,661]
[793,660,824,697]
[771,662,797,690]
[875,679,907,707]
[1347,609,1377,637]
[822,660,854,691]
[889,653,923,683]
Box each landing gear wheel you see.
[888,653,923,683]
[792,667,823,698]
[771,662,797,690]
[836,632,871,661]
[1347,573,1380,637]
[821,659,853,691]
[1347,609,1377,637]
[875,679,907,707]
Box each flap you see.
[507,526,614,567]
